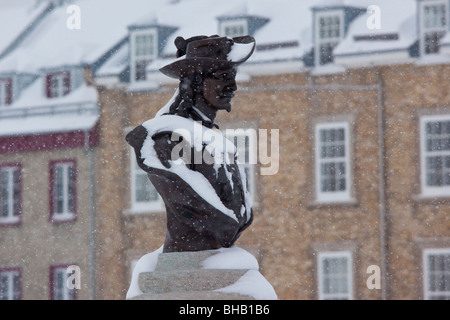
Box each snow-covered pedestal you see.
[126,246,277,300]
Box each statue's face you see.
[202,68,237,112]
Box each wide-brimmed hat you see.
[159,35,255,79]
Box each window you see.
[50,265,76,300]
[130,29,158,81]
[423,248,450,300]
[49,160,76,222]
[225,128,257,202]
[46,71,70,98]
[220,19,248,38]
[0,268,21,300]
[420,115,450,197]
[0,78,12,106]
[315,11,344,66]
[419,0,448,55]
[0,164,21,225]
[315,122,352,203]
[130,151,163,212]
[318,251,353,300]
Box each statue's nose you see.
[228,78,237,91]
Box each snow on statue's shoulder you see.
[141,114,236,156]
[139,114,240,222]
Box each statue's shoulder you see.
[143,114,192,129]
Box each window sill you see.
[311,63,346,76]
[126,80,160,93]
[50,213,76,223]
[411,193,450,203]
[0,217,22,227]
[415,53,450,66]
[308,197,358,209]
[123,206,165,215]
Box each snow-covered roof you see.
[313,0,374,9]
[11,77,97,109]
[334,0,417,58]
[157,0,316,58]
[1,0,450,98]
[3,0,449,78]
[0,0,170,73]
[0,0,50,58]
[0,0,164,137]
[96,0,450,81]
[0,110,98,137]
[102,0,317,77]
[0,81,99,137]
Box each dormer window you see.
[46,71,70,98]
[314,10,344,66]
[130,28,158,82]
[419,0,448,55]
[0,78,12,106]
[217,14,269,41]
[220,18,248,37]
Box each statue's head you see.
[160,35,255,116]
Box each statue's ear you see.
[190,73,203,93]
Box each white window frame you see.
[314,10,344,66]
[0,269,20,300]
[220,18,248,38]
[225,128,257,204]
[50,266,76,300]
[130,28,158,82]
[423,248,450,300]
[419,0,448,56]
[315,122,352,203]
[317,251,353,300]
[0,165,21,224]
[130,151,163,213]
[51,161,76,221]
[420,115,450,197]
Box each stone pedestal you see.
[127,247,277,300]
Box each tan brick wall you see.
[380,64,450,299]
[94,88,129,299]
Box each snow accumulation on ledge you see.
[0,84,99,137]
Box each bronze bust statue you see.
[126,35,256,253]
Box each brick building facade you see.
[0,119,98,300]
